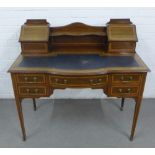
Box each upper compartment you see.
[18,19,138,55]
[107,19,138,53]
[19,19,50,55]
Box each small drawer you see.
[50,75,108,87]
[18,86,47,96]
[112,74,141,84]
[110,86,139,97]
[17,74,46,84]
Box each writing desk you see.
[8,19,150,141]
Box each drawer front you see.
[50,75,108,87]
[21,43,48,53]
[112,74,141,84]
[109,42,136,52]
[110,86,139,97]
[17,74,46,84]
[18,86,47,96]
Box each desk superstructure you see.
[8,19,149,141]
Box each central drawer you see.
[50,75,108,87]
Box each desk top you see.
[9,54,149,75]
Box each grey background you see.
[0,98,154,148]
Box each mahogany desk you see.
[8,19,150,141]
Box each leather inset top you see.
[18,55,139,70]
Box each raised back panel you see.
[50,22,106,36]
[49,22,107,54]
[18,19,138,55]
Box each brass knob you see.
[98,79,102,82]
[129,76,133,80]
[33,77,37,81]
[64,79,67,84]
[24,77,28,81]
[55,78,59,83]
[118,88,123,93]
[90,79,94,84]
[120,76,124,81]
[34,89,38,93]
[26,88,30,93]
[127,88,131,93]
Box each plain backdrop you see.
[0,7,154,99]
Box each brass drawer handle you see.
[120,76,124,81]
[90,79,98,85]
[118,88,123,93]
[98,78,102,82]
[127,88,131,93]
[118,88,132,93]
[26,88,30,93]
[55,78,59,83]
[63,79,67,84]
[90,79,94,84]
[26,88,39,93]
[24,77,38,82]
[24,77,28,81]
[129,76,133,80]
[33,77,37,81]
[90,79,103,85]
[55,79,67,84]
[120,76,133,82]
[34,89,39,93]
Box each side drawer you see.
[16,74,46,84]
[108,42,136,53]
[111,74,141,84]
[110,86,139,97]
[18,86,47,96]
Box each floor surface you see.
[0,98,154,148]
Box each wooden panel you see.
[50,75,108,87]
[51,35,105,46]
[25,19,49,25]
[107,19,132,24]
[19,25,49,42]
[107,25,137,42]
[16,74,46,84]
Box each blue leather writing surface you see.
[18,55,139,70]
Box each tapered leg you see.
[32,98,37,111]
[120,98,125,111]
[130,97,142,141]
[15,97,26,141]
